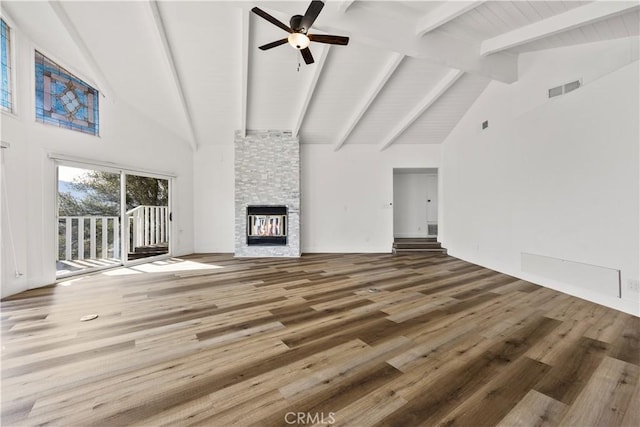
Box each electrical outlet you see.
[627,279,640,292]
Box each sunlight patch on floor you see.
[102,268,143,276]
[101,258,224,276]
[59,277,88,287]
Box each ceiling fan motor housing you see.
[290,15,305,33]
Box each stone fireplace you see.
[234,130,300,257]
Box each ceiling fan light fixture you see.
[288,32,310,50]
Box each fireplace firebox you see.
[247,206,287,246]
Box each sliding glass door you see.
[56,164,121,275]
[56,162,171,277]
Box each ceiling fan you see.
[251,0,349,65]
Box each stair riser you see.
[393,245,442,249]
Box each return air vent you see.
[564,80,581,93]
[548,86,563,98]
[548,79,582,98]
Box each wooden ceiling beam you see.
[147,0,199,151]
[334,52,404,151]
[337,1,355,14]
[293,44,331,138]
[481,1,640,56]
[48,1,114,99]
[240,9,250,138]
[416,1,486,37]
[378,69,463,151]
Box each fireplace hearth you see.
[247,205,287,246]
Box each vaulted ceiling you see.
[3,1,639,151]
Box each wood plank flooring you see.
[1,253,638,426]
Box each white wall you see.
[441,38,639,315]
[192,143,442,254]
[193,144,235,253]
[1,15,194,298]
[301,144,441,252]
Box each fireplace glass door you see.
[247,206,287,245]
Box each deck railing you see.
[57,216,120,261]
[57,206,168,262]
[126,205,169,249]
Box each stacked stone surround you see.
[234,130,300,257]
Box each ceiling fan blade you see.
[300,47,315,64]
[309,34,349,45]
[251,7,293,33]
[300,1,324,32]
[258,38,289,50]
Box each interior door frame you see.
[392,167,439,240]
[52,154,175,278]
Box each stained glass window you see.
[1,18,12,112]
[35,51,99,135]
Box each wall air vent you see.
[564,80,581,93]
[548,85,563,98]
[548,79,582,98]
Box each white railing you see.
[58,206,168,262]
[57,216,120,261]
[126,205,169,249]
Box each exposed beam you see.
[481,1,640,56]
[334,52,404,152]
[147,1,198,151]
[293,45,331,138]
[378,69,463,151]
[233,1,516,82]
[416,1,485,37]
[312,8,516,82]
[48,1,114,99]
[337,1,355,14]
[240,9,250,138]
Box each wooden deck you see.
[1,253,638,426]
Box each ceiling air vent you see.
[548,79,582,98]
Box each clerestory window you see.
[1,18,12,112]
[35,50,99,135]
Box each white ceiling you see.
[3,1,639,151]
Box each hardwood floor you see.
[1,253,638,426]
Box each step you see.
[392,238,446,255]
[128,245,169,260]
[393,242,442,250]
[392,247,447,255]
[394,237,438,243]
[128,251,169,260]
[133,245,168,253]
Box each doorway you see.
[393,168,438,238]
[125,173,169,261]
[56,161,172,277]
